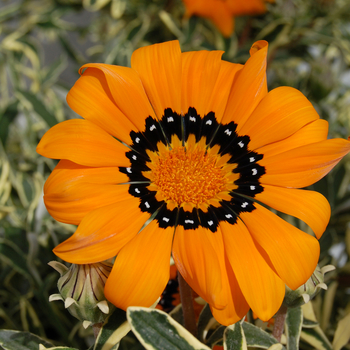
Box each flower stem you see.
[178,272,197,337]
[272,305,288,342]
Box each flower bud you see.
[49,261,115,327]
[283,265,335,308]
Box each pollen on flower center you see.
[146,145,228,207]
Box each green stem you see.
[272,305,288,342]
[178,272,197,337]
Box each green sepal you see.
[285,306,303,350]
[242,322,286,349]
[94,307,130,350]
[0,330,54,350]
[127,306,210,350]
[224,322,247,350]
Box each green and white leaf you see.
[242,322,285,349]
[332,312,350,350]
[127,307,210,350]
[0,330,54,350]
[300,327,332,350]
[197,303,217,343]
[94,307,130,350]
[285,306,303,350]
[224,323,247,350]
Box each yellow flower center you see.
[143,135,239,210]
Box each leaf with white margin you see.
[224,322,247,350]
[242,322,286,349]
[127,307,210,350]
[332,312,350,350]
[0,330,54,350]
[93,307,130,350]
[285,306,303,350]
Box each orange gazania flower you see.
[182,0,273,37]
[37,40,350,326]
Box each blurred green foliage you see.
[1,0,350,348]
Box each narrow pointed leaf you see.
[127,307,210,350]
[224,323,247,350]
[242,322,286,349]
[0,330,54,350]
[285,306,303,350]
[94,308,130,350]
[332,312,350,350]
[300,327,332,350]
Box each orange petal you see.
[255,185,330,239]
[257,119,329,158]
[67,68,138,145]
[104,220,174,309]
[240,203,320,290]
[207,61,243,123]
[172,226,228,310]
[44,160,128,194]
[79,63,156,131]
[181,50,224,118]
[182,0,234,37]
[53,198,150,263]
[44,183,130,225]
[226,0,267,15]
[220,220,285,321]
[239,87,319,150]
[131,41,182,119]
[36,119,130,167]
[260,138,350,188]
[222,41,268,128]
[210,269,249,326]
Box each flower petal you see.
[131,41,182,119]
[172,226,228,310]
[67,68,138,144]
[53,198,150,263]
[181,50,224,118]
[207,61,243,123]
[104,220,174,309]
[36,119,130,167]
[240,203,320,290]
[257,119,329,158]
[44,183,130,225]
[239,87,319,150]
[260,138,350,188]
[226,0,266,15]
[222,41,268,128]
[255,185,330,239]
[79,63,156,131]
[210,259,250,326]
[220,220,285,321]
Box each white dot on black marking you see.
[135,188,140,194]
[250,185,256,190]
[135,137,140,143]
[163,217,170,222]
[126,167,132,173]
[225,214,233,219]
[206,120,212,125]
[224,129,232,136]
[189,116,196,122]
[167,116,174,122]
[145,202,150,209]
[185,220,194,224]
[208,220,214,226]
[132,155,137,160]
[238,141,244,148]
[150,125,156,131]
[241,202,248,208]
[252,168,258,176]
[249,157,255,162]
